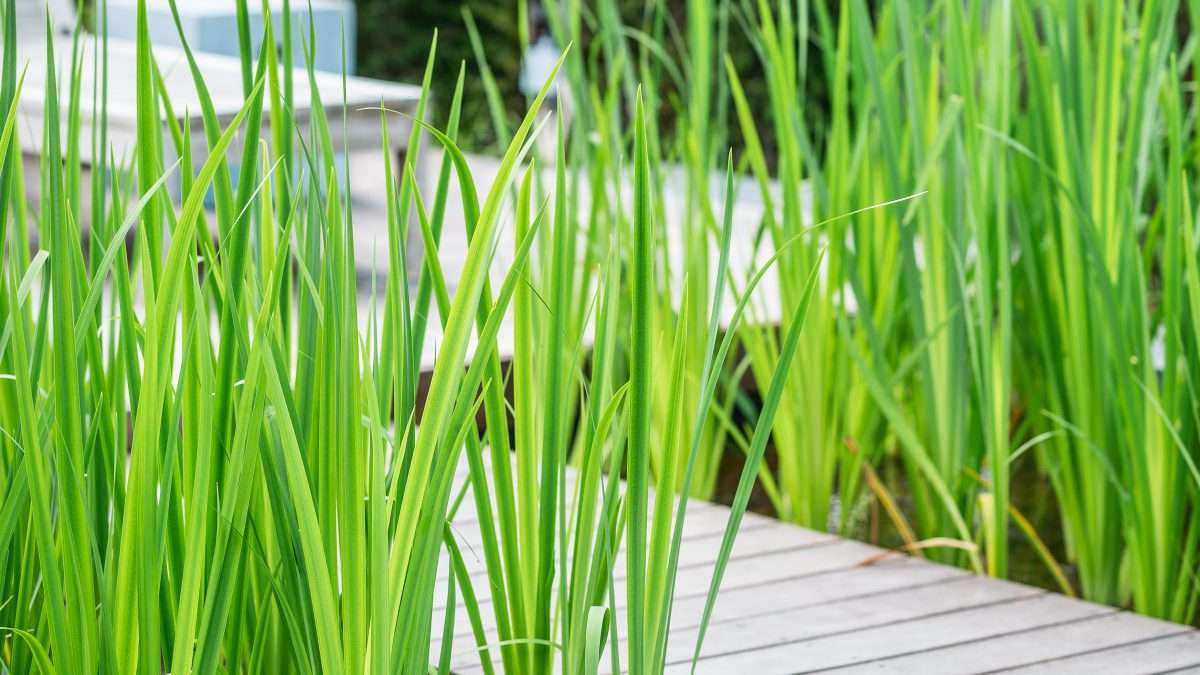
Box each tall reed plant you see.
[0,0,837,671]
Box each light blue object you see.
[104,0,356,75]
[519,34,562,99]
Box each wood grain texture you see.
[433,464,1200,674]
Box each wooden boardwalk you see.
[434,465,1200,674]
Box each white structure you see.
[10,0,420,206]
[104,0,357,74]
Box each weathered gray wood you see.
[990,630,1200,675]
[825,610,1188,674]
[668,592,1114,673]
[431,517,843,613]
[432,517,840,645]
[430,461,1200,674]
[659,573,1039,669]
[439,508,784,582]
[442,558,966,669]
[662,557,966,634]
[439,539,890,673]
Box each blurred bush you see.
[353,1,836,162]
[356,0,523,151]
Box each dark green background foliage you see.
[355,0,829,161]
[355,0,525,150]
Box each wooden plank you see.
[828,610,1189,674]
[441,539,887,673]
[444,501,733,559]
[439,510,787,582]
[433,515,835,626]
[448,500,816,549]
[661,539,881,608]
[431,519,841,611]
[446,467,735,532]
[667,591,1114,673]
[449,561,1022,674]
[658,571,1030,669]
[663,557,967,635]
[991,630,1200,675]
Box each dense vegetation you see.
[2,0,1199,674]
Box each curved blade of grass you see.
[690,249,824,671]
[386,46,568,638]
